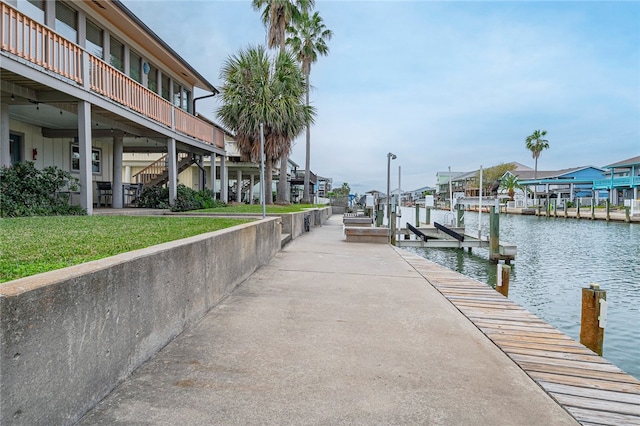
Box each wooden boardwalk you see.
[396,249,640,426]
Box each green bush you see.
[0,162,86,217]
[138,184,226,211]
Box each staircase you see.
[132,153,196,187]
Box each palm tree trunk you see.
[302,74,311,203]
[276,152,289,204]
[265,159,274,205]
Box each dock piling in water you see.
[580,283,606,356]
[496,264,510,297]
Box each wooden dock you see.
[395,249,640,426]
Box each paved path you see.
[79,215,578,425]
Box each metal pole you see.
[386,153,396,227]
[260,123,266,219]
[478,165,483,240]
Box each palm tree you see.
[217,45,314,204]
[252,0,314,204]
[287,11,332,203]
[525,130,550,179]
[499,173,522,201]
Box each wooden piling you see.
[496,264,510,297]
[577,200,581,219]
[590,199,595,220]
[456,203,464,227]
[489,206,499,261]
[425,207,431,225]
[606,199,610,222]
[415,204,420,227]
[625,206,631,223]
[579,283,606,356]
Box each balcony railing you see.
[1,3,213,145]
[593,176,636,189]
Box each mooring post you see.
[553,199,557,217]
[390,211,397,245]
[577,200,581,219]
[415,204,420,227]
[580,283,606,356]
[496,264,510,297]
[564,201,568,218]
[606,199,610,222]
[591,199,595,220]
[625,206,630,223]
[456,203,464,227]
[489,206,499,260]
[425,207,431,225]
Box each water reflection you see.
[405,208,639,379]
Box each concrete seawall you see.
[0,217,282,426]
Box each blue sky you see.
[123,0,640,194]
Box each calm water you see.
[401,207,640,379]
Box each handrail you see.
[132,152,191,185]
[1,4,214,145]
[1,4,82,83]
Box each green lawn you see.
[193,203,323,214]
[0,216,250,283]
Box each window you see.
[161,74,170,101]
[86,20,103,59]
[182,87,191,112]
[71,144,101,174]
[173,81,181,107]
[9,134,22,165]
[130,51,142,83]
[17,0,45,23]
[109,36,124,72]
[147,64,158,93]
[55,1,77,43]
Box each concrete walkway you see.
[79,215,578,425]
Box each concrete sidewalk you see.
[79,215,578,425]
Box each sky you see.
[122,0,640,195]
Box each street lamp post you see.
[386,152,397,230]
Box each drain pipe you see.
[192,92,218,115]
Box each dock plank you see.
[396,248,640,426]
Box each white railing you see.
[1,3,214,145]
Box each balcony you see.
[1,3,215,146]
[593,176,636,190]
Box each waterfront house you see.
[516,166,607,206]
[594,156,640,206]
[1,0,225,214]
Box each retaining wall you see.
[0,218,281,426]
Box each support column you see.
[220,155,228,203]
[112,135,123,208]
[236,169,242,203]
[0,101,10,167]
[250,174,255,204]
[167,138,177,206]
[78,101,93,214]
[210,153,216,194]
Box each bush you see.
[0,162,86,217]
[138,184,226,212]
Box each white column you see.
[78,101,93,214]
[221,156,228,203]
[112,135,123,208]
[210,153,216,194]
[168,138,177,205]
[125,165,131,183]
[0,101,10,167]
[236,169,242,203]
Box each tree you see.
[499,173,522,201]
[217,45,314,205]
[287,10,332,203]
[252,0,314,204]
[333,182,350,196]
[475,163,516,195]
[525,130,550,179]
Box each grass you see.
[0,216,251,283]
[193,203,322,214]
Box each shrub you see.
[137,184,226,211]
[0,162,86,217]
